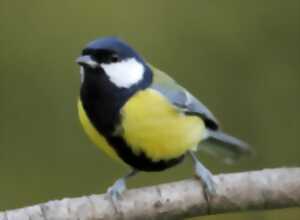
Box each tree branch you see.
[1,167,299,220]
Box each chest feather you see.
[121,89,205,161]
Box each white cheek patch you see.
[101,58,144,88]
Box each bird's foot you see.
[107,178,127,203]
[194,160,217,198]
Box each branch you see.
[1,168,299,220]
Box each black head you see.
[77,37,153,137]
[80,37,145,65]
[76,37,152,90]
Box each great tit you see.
[76,37,250,200]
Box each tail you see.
[199,130,252,163]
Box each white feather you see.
[101,58,144,88]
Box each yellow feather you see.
[122,89,205,161]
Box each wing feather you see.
[148,64,252,160]
[149,64,219,130]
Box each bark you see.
[1,168,299,220]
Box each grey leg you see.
[189,151,216,196]
[107,169,138,202]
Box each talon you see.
[107,178,127,203]
[202,176,217,196]
[106,169,138,204]
[190,151,217,197]
[195,165,216,196]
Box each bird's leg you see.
[107,169,138,202]
[189,151,216,198]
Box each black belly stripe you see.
[107,135,185,171]
[84,104,185,171]
[80,97,184,171]
[80,66,184,171]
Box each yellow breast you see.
[77,99,122,163]
[121,89,205,161]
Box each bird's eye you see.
[111,54,120,63]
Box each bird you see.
[76,37,250,201]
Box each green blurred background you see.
[1,0,299,219]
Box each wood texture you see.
[1,168,299,220]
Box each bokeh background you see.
[1,0,299,219]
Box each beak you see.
[76,55,99,68]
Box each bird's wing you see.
[148,64,252,160]
[149,64,219,130]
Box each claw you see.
[190,151,217,198]
[107,178,127,202]
[194,161,217,196]
[106,169,138,204]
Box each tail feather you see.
[199,130,252,163]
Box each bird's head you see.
[76,37,152,89]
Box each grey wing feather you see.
[148,64,252,160]
[201,130,252,162]
[149,64,219,130]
